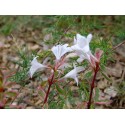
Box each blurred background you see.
[0,16,125,66]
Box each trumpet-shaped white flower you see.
[64,64,84,86]
[72,33,92,53]
[51,44,72,60]
[29,57,47,78]
[71,33,97,63]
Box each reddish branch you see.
[87,63,99,109]
[43,73,54,104]
[43,84,52,104]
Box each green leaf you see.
[85,71,92,79]
[94,87,99,102]
[100,70,112,82]
[55,84,65,95]
[38,50,53,59]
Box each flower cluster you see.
[29,33,103,85]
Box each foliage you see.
[0,16,124,109]
[9,48,35,86]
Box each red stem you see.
[43,73,54,104]
[43,83,52,104]
[87,63,99,109]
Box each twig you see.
[113,40,125,50]
[43,83,52,104]
[10,86,23,106]
[43,73,55,104]
[56,27,70,44]
[87,63,99,109]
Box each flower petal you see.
[29,57,47,78]
[87,34,92,43]
[71,33,94,63]
[64,64,84,85]
[64,69,76,79]
[51,45,60,60]
[77,57,84,63]
[74,77,78,86]
[51,44,71,60]
[75,66,85,73]
[76,34,87,48]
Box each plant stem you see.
[43,73,54,104]
[44,83,52,104]
[87,64,99,109]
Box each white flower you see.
[29,57,47,78]
[64,64,84,86]
[51,44,72,60]
[71,34,93,62]
[72,33,92,52]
